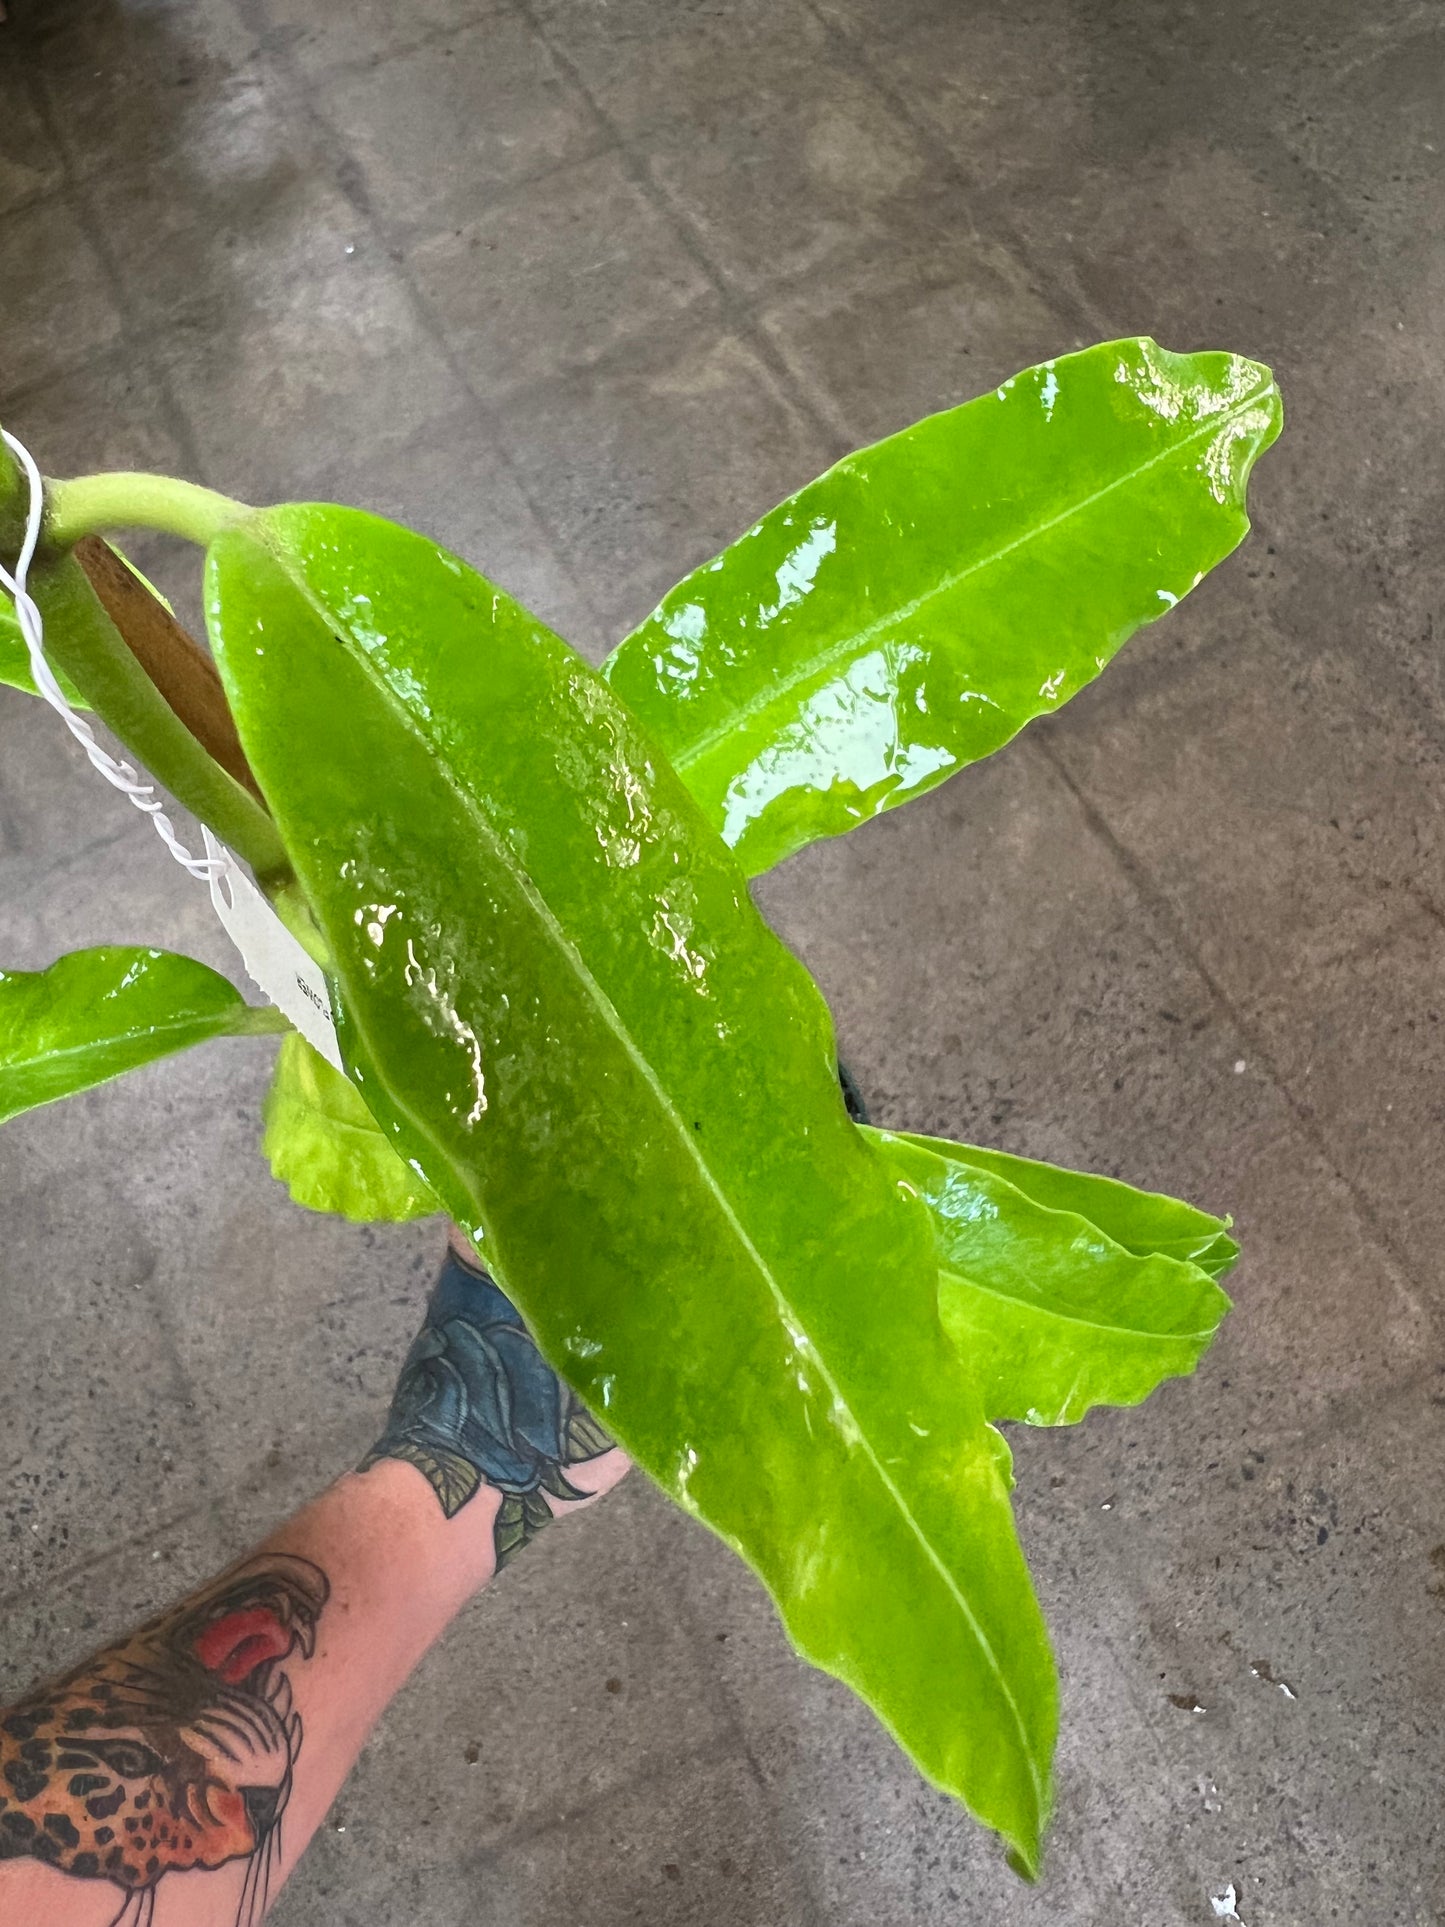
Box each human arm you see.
[0,1232,628,1927]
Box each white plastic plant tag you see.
[202,828,344,1071]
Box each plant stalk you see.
[1,439,290,885]
[46,471,248,550]
[73,536,263,803]
[28,554,292,884]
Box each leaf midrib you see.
[263,534,1045,1832]
[939,1263,1219,1344]
[1,1007,260,1077]
[886,1132,1234,1266]
[658,377,1277,776]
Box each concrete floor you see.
[2,0,1443,1920]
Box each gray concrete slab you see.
[490,321,839,638]
[2,0,1443,1921]
[313,14,606,234]
[0,62,64,218]
[526,0,832,145]
[641,56,933,300]
[0,196,124,394]
[159,247,463,500]
[408,150,718,404]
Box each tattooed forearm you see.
[0,1555,327,1927]
[358,1246,614,1566]
[1,1244,624,1927]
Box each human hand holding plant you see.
[0,337,1280,1877]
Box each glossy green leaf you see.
[0,593,89,706]
[603,338,1282,878]
[871,1130,1231,1427]
[264,1030,439,1223]
[206,504,1058,1871]
[0,946,286,1125]
[899,1130,1239,1279]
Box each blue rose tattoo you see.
[360,1249,613,1565]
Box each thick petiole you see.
[47,471,250,550]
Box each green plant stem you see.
[30,555,292,884]
[1,440,289,884]
[47,472,248,550]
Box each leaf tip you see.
[1006,1840,1044,1883]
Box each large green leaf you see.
[872,1130,1231,1427]
[602,338,1282,877]
[899,1130,1239,1279]
[0,593,89,706]
[206,504,1058,1871]
[264,1030,439,1222]
[257,1050,1234,1420]
[0,946,286,1125]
